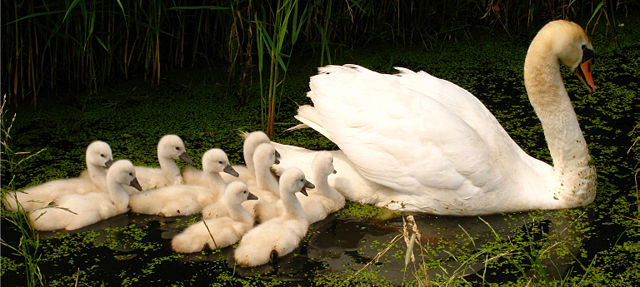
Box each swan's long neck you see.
[255,163,279,196]
[86,161,107,189]
[524,40,596,207]
[315,170,342,202]
[244,148,255,176]
[226,199,254,224]
[206,172,227,197]
[106,179,130,211]
[281,191,306,220]
[159,156,182,184]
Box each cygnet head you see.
[312,151,336,177]
[224,181,258,206]
[244,131,280,162]
[279,168,315,197]
[107,160,142,191]
[201,148,239,177]
[253,143,280,168]
[86,141,114,168]
[529,20,595,93]
[157,135,194,164]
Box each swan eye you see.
[175,147,180,151]
[100,154,105,157]
[128,172,133,176]
[218,161,223,164]
[243,190,247,194]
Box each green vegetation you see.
[0,97,45,287]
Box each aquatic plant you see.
[253,0,306,137]
[0,95,45,287]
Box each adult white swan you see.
[273,20,597,215]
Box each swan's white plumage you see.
[129,149,235,217]
[234,168,312,267]
[29,160,141,231]
[277,20,596,215]
[239,143,282,222]
[134,134,194,190]
[171,181,256,253]
[297,151,345,223]
[3,141,114,212]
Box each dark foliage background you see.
[2,0,634,108]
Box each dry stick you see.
[202,217,218,249]
[403,215,429,286]
[74,267,80,287]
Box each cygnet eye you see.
[243,190,247,194]
[175,146,181,151]
[218,161,223,164]
[100,153,105,157]
[128,172,133,176]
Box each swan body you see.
[129,149,237,217]
[234,168,314,267]
[134,134,194,190]
[296,151,345,223]
[276,20,597,215]
[4,141,114,212]
[171,181,257,253]
[29,160,142,231]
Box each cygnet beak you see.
[224,165,239,177]
[130,178,143,191]
[105,159,114,168]
[247,192,258,200]
[179,152,195,165]
[298,179,314,196]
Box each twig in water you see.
[74,268,80,287]
[202,217,218,249]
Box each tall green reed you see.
[253,0,306,137]
[1,95,46,287]
[2,0,634,108]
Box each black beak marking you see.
[130,178,143,191]
[179,152,195,165]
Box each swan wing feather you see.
[306,65,502,194]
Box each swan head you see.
[244,131,270,151]
[107,160,142,191]
[157,135,194,164]
[243,131,280,162]
[531,20,596,93]
[253,143,280,169]
[201,148,239,177]
[86,141,114,168]
[312,151,336,177]
[225,181,258,206]
[279,168,315,197]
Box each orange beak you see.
[575,58,596,93]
